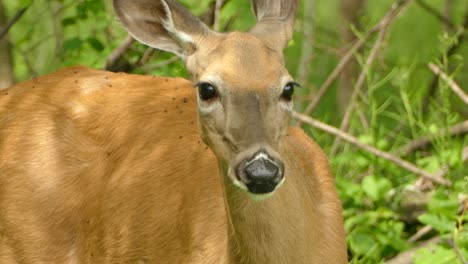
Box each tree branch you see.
[428,62,468,105]
[295,0,314,86]
[415,0,457,30]
[142,56,180,72]
[422,12,468,114]
[0,7,28,40]
[105,34,135,71]
[399,120,468,156]
[330,0,413,154]
[385,237,442,264]
[213,0,224,32]
[447,238,468,264]
[299,0,412,121]
[409,225,433,243]
[291,111,451,186]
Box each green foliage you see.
[2,0,467,263]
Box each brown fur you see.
[0,66,346,263]
[0,0,347,263]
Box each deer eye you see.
[281,82,299,101]
[197,82,217,101]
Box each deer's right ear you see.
[113,0,213,59]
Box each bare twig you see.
[422,13,468,114]
[17,47,38,77]
[299,0,411,120]
[409,225,433,243]
[399,120,468,156]
[337,24,388,133]
[142,56,180,72]
[443,0,454,32]
[291,111,451,185]
[139,48,156,66]
[385,237,441,264]
[105,35,135,71]
[299,34,370,119]
[199,0,231,29]
[213,0,224,32]
[463,147,468,162]
[0,0,14,89]
[337,0,367,114]
[428,63,468,105]
[48,1,63,54]
[447,238,468,264]
[415,0,457,30]
[295,0,314,86]
[0,7,28,40]
[330,0,413,153]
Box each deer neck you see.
[219,159,318,264]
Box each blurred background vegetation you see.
[0,0,467,263]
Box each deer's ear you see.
[113,0,214,59]
[249,0,299,52]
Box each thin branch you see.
[428,63,468,105]
[463,147,468,162]
[409,225,433,243]
[291,111,451,186]
[299,0,411,120]
[331,0,413,153]
[105,34,135,71]
[48,1,63,55]
[199,0,231,29]
[299,33,370,118]
[213,0,224,32]
[415,0,457,30]
[399,120,468,156]
[296,0,314,86]
[422,13,468,114]
[330,1,412,154]
[447,238,468,264]
[0,7,28,40]
[338,22,388,132]
[142,56,180,72]
[386,237,442,264]
[139,48,156,66]
[443,0,453,32]
[17,47,38,77]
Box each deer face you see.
[187,32,297,194]
[114,0,299,195]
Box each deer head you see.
[113,0,299,196]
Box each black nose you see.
[238,153,284,194]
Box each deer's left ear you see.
[113,0,215,59]
[249,0,299,52]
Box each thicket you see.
[1,0,467,263]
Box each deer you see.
[0,0,347,263]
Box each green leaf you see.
[18,0,32,8]
[87,38,104,51]
[85,0,105,15]
[428,191,459,219]
[414,245,461,264]
[417,156,441,173]
[362,175,392,202]
[61,17,77,27]
[456,230,468,251]
[63,38,83,51]
[76,2,88,19]
[349,229,377,256]
[345,213,370,230]
[418,213,455,234]
[358,134,374,145]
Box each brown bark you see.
[0,0,14,89]
[338,0,367,115]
